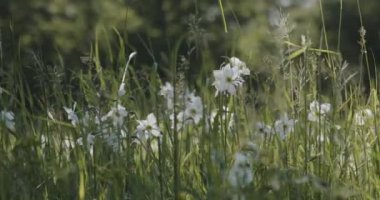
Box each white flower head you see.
[256,122,272,136]
[101,104,128,127]
[169,91,204,130]
[1,110,15,132]
[118,83,126,97]
[76,134,96,156]
[136,113,161,140]
[354,108,374,126]
[213,64,244,96]
[229,57,250,76]
[275,114,296,139]
[184,100,203,125]
[184,94,203,125]
[128,51,137,60]
[81,111,91,127]
[228,152,253,188]
[170,112,184,130]
[40,134,48,150]
[308,100,331,122]
[76,134,96,147]
[159,82,175,110]
[101,134,121,152]
[63,102,79,126]
[62,136,75,149]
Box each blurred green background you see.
[0,0,379,102]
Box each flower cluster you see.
[159,83,204,130]
[354,108,373,126]
[228,152,253,188]
[62,102,129,152]
[307,100,331,122]
[274,114,296,139]
[255,122,272,137]
[159,82,175,110]
[174,90,203,128]
[213,57,250,96]
[100,104,129,128]
[255,114,296,140]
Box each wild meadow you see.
[1,0,380,199]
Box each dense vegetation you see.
[1,0,380,199]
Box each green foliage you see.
[1,0,380,199]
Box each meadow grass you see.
[1,1,380,199]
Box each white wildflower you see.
[183,94,203,125]
[229,57,250,76]
[118,83,126,97]
[275,114,296,139]
[81,111,90,127]
[76,134,95,147]
[184,99,203,125]
[77,134,95,156]
[213,64,244,96]
[63,102,79,126]
[228,152,253,188]
[170,111,187,130]
[308,100,331,122]
[1,110,15,131]
[129,51,137,60]
[62,137,75,149]
[170,91,204,129]
[101,104,128,127]
[41,134,48,150]
[159,82,175,110]
[101,134,121,152]
[136,113,161,140]
[256,122,272,136]
[354,108,373,126]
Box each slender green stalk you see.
[337,0,343,51]
[218,0,228,33]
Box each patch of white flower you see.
[136,113,161,141]
[77,134,96,156]
[354,108,373,126]
[166,89,204,130]
[63,102,79,126]
[229,57,250,76]
[118,83,126,97]
[179,91,203,124]
[1,110,15,132]
[255,122,272,137]
[307,100,331,122]
[275,113,296,139]
[119,51,137,98]
[227,152,253,188]
[159,82,175,110]
[213,57,250,96]
[76,134,95,147]
[101,104,129,128]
